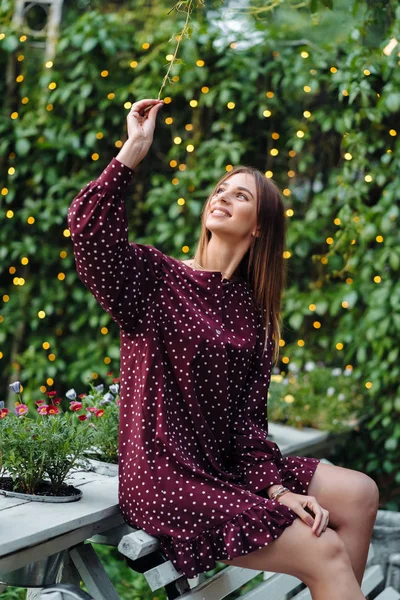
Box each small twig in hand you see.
[158,0,195,100]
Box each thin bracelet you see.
[270,486,290,501]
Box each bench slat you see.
[361,565,385,597]
[375,587,400,600]
[232,572,303,600]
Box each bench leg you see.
[69,544,120,600]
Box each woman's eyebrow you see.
[221,182,254,199]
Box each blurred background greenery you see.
[0,0,399,537]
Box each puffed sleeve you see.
[230,334,283,494]
[67,157,164,331]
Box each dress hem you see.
[157,495,299,578]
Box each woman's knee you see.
[346,472,380,519]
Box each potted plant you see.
[66,372,120,476]
[0,382,94,502]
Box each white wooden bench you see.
[38,541,400,600]
[36,460,400,600]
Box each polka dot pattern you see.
[68,157,320,579]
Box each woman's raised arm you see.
[67,99,164,331]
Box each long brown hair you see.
[193,166,287,365]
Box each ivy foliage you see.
[0,0,399,509]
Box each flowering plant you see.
[0,382,94,495]
[66,372,120,464]
[267,363,364,432]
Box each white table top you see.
[0,471,122,571]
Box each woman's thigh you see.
[306,461,380,528]
[219,517,350,583]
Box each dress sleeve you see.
[67,157,163,331]
[230,337,283,494]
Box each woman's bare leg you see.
[306,462,380,585]
[219,518,365,600]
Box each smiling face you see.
[205,172,260,240]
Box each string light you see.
[342,301,349,308]
[178,163,186,171]
[336,343,344,350]
[48,82,57,90]
[182,245,190,253]
[107,93,115,100]
[11,112,18,120]
[283,251,292,258]
[63,229,71,238]
[91,153,99,161]
[165,117,173,124]
[266,91,274,98]
[227,102,235,109]
[16,75,24,82]
[342,89,349,96]
[376,235,384,242]
[38,311,46,319]
[344,153,352,160]
[263,110,272,117]
[166,54,174,61]
[389,129,397,136]
[20,35,27,42]
[265,170,273,178]
[185,124,193,131]
[365,381,373,389]
[364,69,370,76]
[374,275,381,283]
[100,70,108,77]
[177,198,185,205]
[169,160,177,167]
[309,304,316,311]
[201,86,209,93]
[279,339,285,347]
[301,51,309,58]
[326,237,334,244]
[270,148,279,156]
[303,110,311,118]
[282,356,290,364]
[272,132,280,140]
[101,327,108,335]
[365,174,372,182]
[346,277,353,284]
[186,144,194,152]
[289,150,296,157]
[283,189,291,196]
[46,104,53,111]
[288,170,296,177]
[226,165,233,172]
[297,340,305,346]
[286,209,294,217]
[8,167,15,175]
[196,60,205,67]
[296,130,305,138]
[17,54,24,62]
[174,137,182,144]
[130,61,138,68]
[313,321,321,329]
[190,100,198,107]
[57,273,65,281]
[330,66,338,73]
[142,42,150,49]
[164,97,172,104]
[303,85,311,93]
[172,177,179,185]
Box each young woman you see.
[68,98,379,600]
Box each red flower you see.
[0,408,9,419]
[37,405,49,415]
[112,378,120,383]
[46,391,57,397]
[15,404,29,416]
[35,400,45,406]
[53,398,62,406]
[47,405,59,416]
[78,415,87,421]
[69,401,83,412]
[78,393,86,399]
[107,371,113,377]
[95,409,105,418]
[87,406,97,413]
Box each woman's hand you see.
[127,98,164,147]
[277,492,330,537]
[117,99,164,170]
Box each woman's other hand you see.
[277,492,330,537]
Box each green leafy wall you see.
[1,0,399,506]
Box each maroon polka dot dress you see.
[68,157,320,578]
